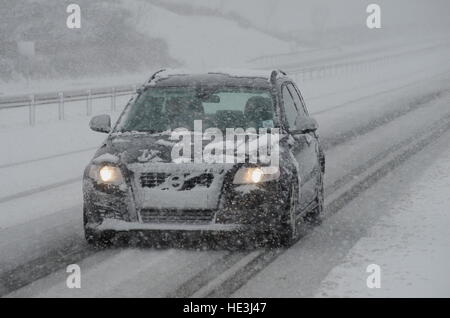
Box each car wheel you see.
[305,171,324,226]
[273,181,300,247]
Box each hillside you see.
[121,0,292,69]
[0,0,178,82]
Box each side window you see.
[287,83,308,117]
[282,85,298,129]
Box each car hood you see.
[104,133,176,165]
[91,131,280,167]
[93,133,235,165]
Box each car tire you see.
[272,180,300,247]
[305,171,324,226]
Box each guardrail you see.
[0,40,446,127]
[0,84,138,126]
[0,53,393,126]
[288,53,394,83]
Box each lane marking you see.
[0,147,97,170]
[0,178,81,204]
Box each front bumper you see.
[89,218,244,232]
[83,171,290,235]
[85,217,276,248]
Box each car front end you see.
[83,146,293,245]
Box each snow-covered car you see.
[83,69,325,247]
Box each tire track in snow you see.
[194,111,450,298]
[163,89,450,297]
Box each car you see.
[83,69,325,248]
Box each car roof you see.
[144,69,288,89]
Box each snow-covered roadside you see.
[316,141,450,297]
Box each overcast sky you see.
[169,0,450,31]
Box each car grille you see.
[140,209,215,224]
[140,172,168,188]
[139,172,214,190]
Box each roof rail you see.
[144,69,286,87]
[270,69,288,84]
[146,69,166,85]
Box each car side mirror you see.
[89,114,111,133]
[291,116,318,134]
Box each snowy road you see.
[315,134,450,298]
[1,40,450,297]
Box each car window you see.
[115,86,275,132]
[287,83,308,118]
[282,85,298,129]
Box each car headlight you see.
[233,166,280,184]
[88,164,124,185]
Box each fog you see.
[1,0,450,299]
[0,0,448,84]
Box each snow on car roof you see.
[208,68,275,79]
[144,68,287,87]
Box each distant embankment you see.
[0,0,179,82]
[145,0,302,44]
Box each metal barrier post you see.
[29,94,35,126]
[111,87,116,111]
[86,90,92,116]
[58,92,64,120]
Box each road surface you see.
[1,40,450,297]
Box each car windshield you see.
[115,86,275,133]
